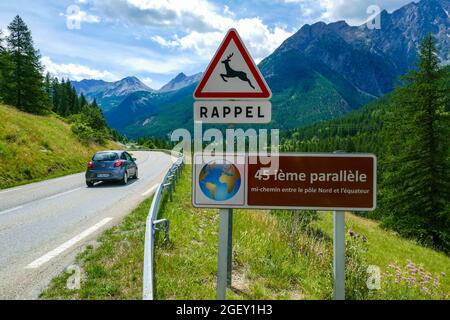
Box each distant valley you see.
[73,0,450,138]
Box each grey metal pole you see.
[227,209,233,287]
[333,210,345,300]
[217,208,231,300]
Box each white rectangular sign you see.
[194,101,271,124]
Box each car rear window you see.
[93,152,118,161]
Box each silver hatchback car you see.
[85,151,138,187]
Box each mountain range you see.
[72,0,450,138]
[72,76,153,113]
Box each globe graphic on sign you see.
[199,160,241,201]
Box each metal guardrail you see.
[142,150,184,300]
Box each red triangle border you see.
[194,29,272,100]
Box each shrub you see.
[345,236,369,300]
[70,121,108,145]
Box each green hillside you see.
[0,104,121,189]
[281,95,388,155]
[111,52,373,139]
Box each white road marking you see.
[142,184,158,196]
[44,187,83,201]
[0,206,24,216]
[25,217,113,269]
[0,187,23,195]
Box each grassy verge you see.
[154,167,330,299]
[0,104,120,189]
[40,197,153,299]
[316,214,450,299]
[42,165,450,300]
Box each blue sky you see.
[0,0,413,89]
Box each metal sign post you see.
[192,29,272,300]
[333,210,345,300]
[227,209,233,287]
[217,208,233,300]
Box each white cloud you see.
[320,0,413,25]
[141,77,153,86]
[42,56,117,81]
[65,8,101,24]
[91,0,218,32]
[152,19,292,63]
[83,0,293,62]
[117,56,196,75]
[283,0,413,25]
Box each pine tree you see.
[44,72,52,108]
[79,92,88,110]
[382,34,450,251]
[66,80,76,115]
[0,29,4,52]
[86,98,107,130]
[5,15,50,114]
[58,78,69,116]
[0,29,4,100]
[51,77,60,113]
[0,29,12,101]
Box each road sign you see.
[194,29,272,100]
[194,100,271,124]
[193,29,272,124]
[193,153,377,211]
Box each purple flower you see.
[421,287,430,294]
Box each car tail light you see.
[114,160,124,167]
[88,161,94,169]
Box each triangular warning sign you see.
[194,29,272,100]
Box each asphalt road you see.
[0,151,174,299]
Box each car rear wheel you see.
[121,171,128,185]
[86,181,94,188]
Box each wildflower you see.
[433,282,439,288]
[422,275,432,281]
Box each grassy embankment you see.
[41,165,449,300]
[0,104,120,189]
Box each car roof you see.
[96,150,125,154]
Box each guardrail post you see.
[169,183,173,202]
[168,174,175,192]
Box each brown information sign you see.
[247,154,376,211]
[193,153,376,211]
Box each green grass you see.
[0,104,120,189]
[41,165,450,300]
[40,197,154,299]
[154,167,331,300]
[316,214,450,299]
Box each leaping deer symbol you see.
[220,53,255,89]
